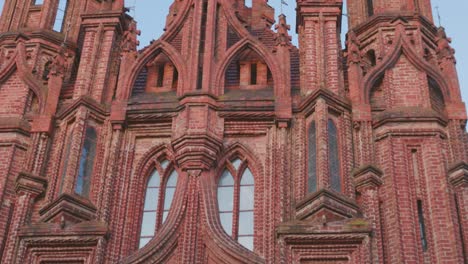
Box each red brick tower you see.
[345,0,467,263]
[0,0,465,263]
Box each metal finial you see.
[280,0,288,15]
[435,6,442,27]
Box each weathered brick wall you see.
[0,72,30,117]
[0,0,465,263]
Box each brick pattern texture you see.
[0,0,466,263]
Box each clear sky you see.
[0,0,465,106]
[124,0,468,108]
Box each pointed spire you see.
[274,14,292,47]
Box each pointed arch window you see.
[328,119,341,192]
[139,160,178,248]
[53,0,69,32]
[75,126,98,197]
[217,158,255,251]
[308,121,317,193]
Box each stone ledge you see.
[448,162,468,188]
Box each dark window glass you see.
[308,121,317,193]
[328,119,341,192]
[417,200,428,251]
[59,129,74,193]
[250,63,257,85]
[75,126,97,197]
[367,0,374,16]
[157,64,164,87]
[53,0,68,32]
[42,61,52,81]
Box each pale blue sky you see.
[124,0,468,108]
[0,0,465,106]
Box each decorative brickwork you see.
[0,0,466,263]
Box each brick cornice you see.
[372,107,448,129]
[448,162,468,188]
[172,134,223,171]
[39,193,97,225]
[296,189,361,221]
[56,96,109,121]
[294,88,352,116]
[353,165,383,191]
[350,14,436,37]
[15,172,47,197]
[0,117,31,136]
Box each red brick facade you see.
[0,0,466,263]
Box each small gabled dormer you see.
[145,53,179,93]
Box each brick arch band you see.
[363,26,451,105]
[214,37,284,97]
[119,40,188,100]
[0,41,47,113]
[122,144,189,264]
[200,143,265,263]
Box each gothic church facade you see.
[0,0,466,263]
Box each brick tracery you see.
[0,0,466,263]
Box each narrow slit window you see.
[157,65,165,87]
[75,126,98,197]
[33,0,44,5]
[328,119,341,192]
[367,0,374,17]
[59,127,74,194]
[42,61,52,81]
[417,200,428,251]
[250,63,257,85]
[53,0,69,32]
[217,159,255,251]
[139,161,179,249]
[308,121,317,193]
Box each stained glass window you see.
[308,121,317,193]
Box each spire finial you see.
[435,6,442,27]
[275,14,292,47]
[280,0,288,15]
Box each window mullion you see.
[232,171,241,241]
[156,174,165,231]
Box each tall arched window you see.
[308,121,317,193]
[217,158,255,251]
[75,126,98,197]
[53,0,69,32]
[328,119,341,192]
[139,159,178,248]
